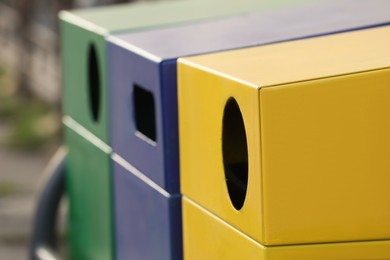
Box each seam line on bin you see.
[112,153,171,198]
[184,195,262,247]
[63,116,112,154]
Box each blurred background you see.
[0,0,153,258]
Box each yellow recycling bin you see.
[183,196,390,260]
[178,26,390,246]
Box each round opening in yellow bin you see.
[222,97,248,210]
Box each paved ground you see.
[0,125,62,259]
[0,148,45,259]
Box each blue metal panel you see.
[160,60,180,193]
[113,160,182,260]
[115,0,390,60]
[108,43,167,190]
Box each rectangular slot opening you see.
[133,84,157,143]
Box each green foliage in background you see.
[0,67,60,151]
[0,180,21,198]
[0,96,58,150]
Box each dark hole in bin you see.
[87,43,101,122]
[222,97,248,210]
[133,85,157,142]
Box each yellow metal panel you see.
[266,240,390,260]
[183,197,390,260]
[260,68,390,245]
[182,196,265,260]
[178,62,263,242]
[181,26,390,87]
[178,27,390,246]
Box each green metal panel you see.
[65,125,112,260]
[61,23,108,140]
